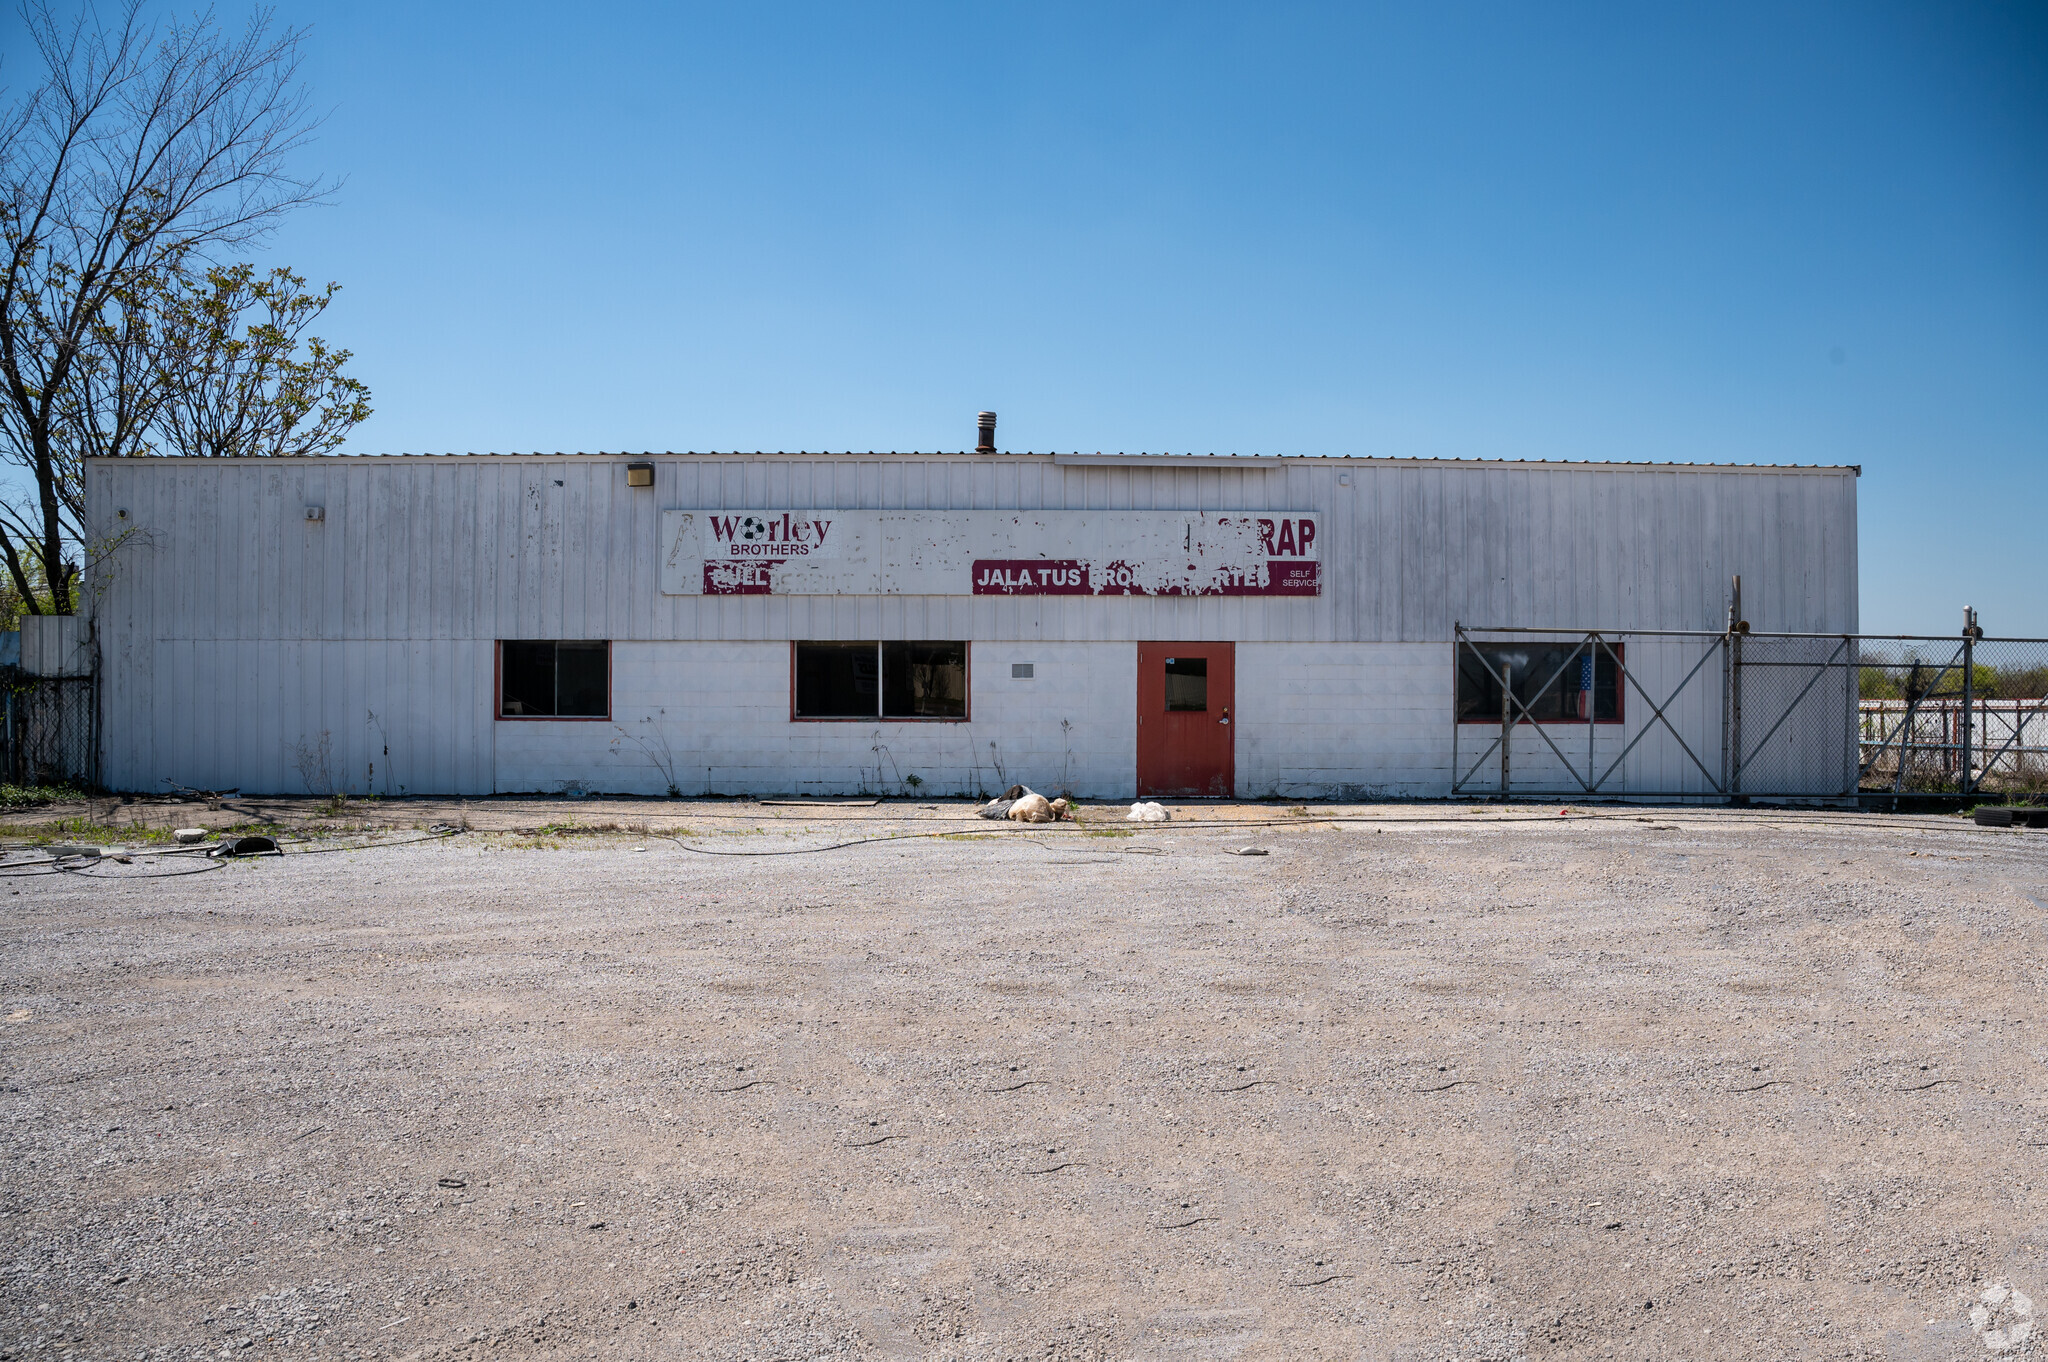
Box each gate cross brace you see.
[1730,636,1851,784]
[1591,635,1727,794]
[1452,635,1598,794]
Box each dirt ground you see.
[2,798,2046,1361]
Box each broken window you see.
[794,642,969,720]
[884,641,968,718]
[499,641,610,718]
[1457,641,1622,723]
[1164,656,1208,711]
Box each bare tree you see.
[0,1,328,614]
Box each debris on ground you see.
[1049,798,1073,820]
[979,784,1027,819]
[209,835,279,858]
[173,827,207,843]
[1974,806,2048,828]
[1008,793,1055,823]
[1127,801,1171,822]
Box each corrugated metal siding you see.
[84,453,1856,795]
[87,454,1857,645]
[20,615,91,676]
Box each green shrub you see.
[0,783,85,809]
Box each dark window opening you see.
[794,641,970,720]
[499,641,609,718]
[884,641,968,718]
[795,642,880,718]
[1164,656,1208,711]
[1458,642,1622,723]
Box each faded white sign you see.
[658,511,1321,597]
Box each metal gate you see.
[1451,622,2047,801]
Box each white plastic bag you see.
[1126,801,1170,823]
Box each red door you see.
[1136,642,1235,797]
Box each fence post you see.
[1586,636,1597,788]
[1962,606,1979,795]
[1729,576,1746,803]
[1500,663,1512,798]
[1450,630,1462,796]
[1721,624,1732,795]
[1845,635,1858,798]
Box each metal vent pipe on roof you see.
[976,411,997,454]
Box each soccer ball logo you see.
[738,516,767,542]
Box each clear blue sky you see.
[15,2,2046,632]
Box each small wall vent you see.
[304,506,325,522]
[625,462,654,488]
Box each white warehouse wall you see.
[1234,644,1445,798]
[101,639,495,797]
[100,635,1824,799]
[86,451,1860,798]
[497,641,1136,798]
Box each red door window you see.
[1136,642,1235,797]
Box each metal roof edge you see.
[83,450,1861,475]
[81,450,1053,464]
[1051,453,1858,474]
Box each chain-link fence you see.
[2,669,98,788]
[1452,626,2046,801]
[1729,632,1859,797]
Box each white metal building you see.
[83,448,1858,799]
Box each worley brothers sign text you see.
[657,511,1321,597]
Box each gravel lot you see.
[3,801,2046,1361]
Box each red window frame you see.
[1456,640,1626,725]
[494,640,613,722]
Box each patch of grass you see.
[4,817,401,848]
[10,817,270,846]
[1084,828,1134,838]
[0,783,87,810]
[1285,805,1310,817]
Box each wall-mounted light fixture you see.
[304,506,325,522]
[625,462,654,488]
